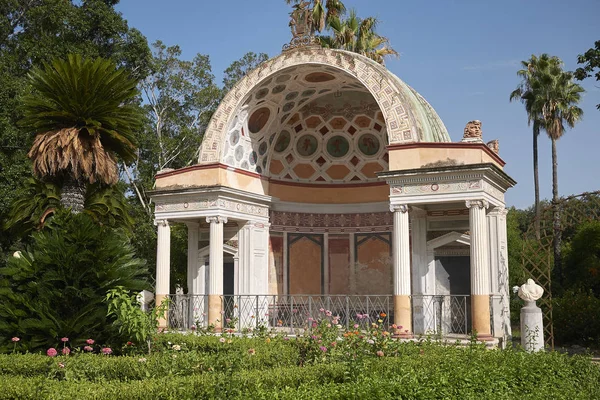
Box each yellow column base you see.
[393,295,412,336]
[207,295,222,331]
[155,294,168,330]
[472,295,492,339]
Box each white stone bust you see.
[518,279,544,302]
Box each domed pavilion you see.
[151,22,515,344]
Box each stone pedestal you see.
[520,300,544,352]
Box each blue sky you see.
[116,0,600,209]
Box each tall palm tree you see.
[533,65,584,282]
[510,54,561,239]
[319,10,398,64]
[20,54,142,213]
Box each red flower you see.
[62,347,70,355]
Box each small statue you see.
[518,279,544,302]
[486,139,499,154]
[462,120,483,141]
[289,1,313,38]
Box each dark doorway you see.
[436,256,471,334]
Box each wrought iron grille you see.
[165,294,494,337]
[412,295,471,335]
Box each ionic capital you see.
[390,204,409,213]
[154,219,169,227]
[465,200,489,210]
[206,216,228,224]
[488,206,508,216]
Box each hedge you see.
[0,342,598,399]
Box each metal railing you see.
[411,295,471,336]
[166,294,496,336]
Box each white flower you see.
[13,251,21,259]
[172,344,181,351]
[512,286,520,294]
[336,324,342,329]
[138,358,147,363]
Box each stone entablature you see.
[152,186,271,223]
[379,163,516,207]
[270,210,392,233]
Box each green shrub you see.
[0,211,148,353]
[0,344,599,399]
[554,289,600,346]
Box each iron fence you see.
[166,294,496,336]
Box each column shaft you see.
[207,216,227,330]
[186,222,200,295]
[155,220,171,329]
[391,204,412,334]
[467,200,492,338]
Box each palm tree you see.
[319,10,398,64]
[510,54,561,239]
[20,54,143,213]
[285,0,347,33]
[533,64,584,282]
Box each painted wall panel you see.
[328,236,350,294]
[289,235,322,295]
[354,234,392,295]
[269,236,284,295]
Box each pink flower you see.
[47,348,58,357]
[86,339,95,345]
[190,325,197,331]
[62,347,70,355]
[312,322,317,328]
[353,324,359,329]
[225,318,231,323]
[11,337,19,342]
[283,337,290,341]
[376,350,384,357]
[248,348,256,355]
[320,346,327,352]
[325,310,332,317]
[101,347,112,355]
[319,308,325,313]
[83,346,93,352]
[58,362,65,368]
[219,338,226,343]
[61,337,69,342]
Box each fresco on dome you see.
[358,134,380,156]
[297,134,318,157]
[326,135,349,158]
[274,130,291,152]
[248,107,270,133]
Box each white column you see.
[206,216,227,329]
[237,222,253,295]
[466,199,491,338]
[186,222,200,295]
[488,206,511,343]
[392,205,411,296]
[410,209,430,334]
[391,204,412,334]
[156,219,171,296]
[155,219,171,329]
[348,233,355,294]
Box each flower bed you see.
[2,311,599,399]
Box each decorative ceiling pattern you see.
[198,48,451,167]
[220,65,388,182]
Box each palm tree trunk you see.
[533,124,540,240]
[551,137,562,286]
[61,176,86,213]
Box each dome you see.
[199,48,450,184]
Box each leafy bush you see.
[0,211,148,353]
[554,289,600,346]
[0,342,598,399]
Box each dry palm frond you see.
[28,127,118,185]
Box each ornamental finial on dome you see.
[283,1,320,52]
